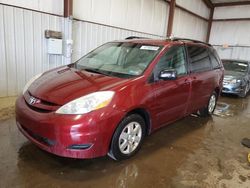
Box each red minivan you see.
[16,37,224,160]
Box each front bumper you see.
[222,84,244,95]
[16,95,125,159]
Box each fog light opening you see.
[68,144,92,150]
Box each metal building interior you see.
[0,0,250,187]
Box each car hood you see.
[28,65,129,105]
[224,70,245,79]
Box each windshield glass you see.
[76,42,162,78]
[223,60,248,73]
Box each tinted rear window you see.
[187,46,211,73]
[209,49,221,69]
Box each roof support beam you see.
[64,0,73,17]
[214,1,250,7]
[202,0,214,9]
[167,0,176,37]
[206,7,214,43]
[213,18,250,22]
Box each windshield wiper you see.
[84,68,109,76]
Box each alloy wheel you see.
[208,94,216,114]
[118,122,142,154]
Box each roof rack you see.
[125,36,149,40]
[170,37,212,47]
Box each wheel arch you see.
[214,87,221,99]
[108,108,152,160]
[126,108,152,136]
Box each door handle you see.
[184,79,190,85]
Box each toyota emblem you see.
[29,96,40,105]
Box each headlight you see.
[229,79,241,84]
[23,73,43,94]
[56,91,115,115]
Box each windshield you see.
[76,42,162,78]
[223,60,248,73]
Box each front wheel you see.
[198,92,217,117]
[108,114,146,161]
[239,83,249,98]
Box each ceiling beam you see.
[214,1,250,7]
[202,0,214,9]
[64,0,73,17]
[213,18,250,21]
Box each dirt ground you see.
[0,95,250,188]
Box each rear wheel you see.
[108,114,146,161]
[198,92,217,117]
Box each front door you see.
[151,45,191,127]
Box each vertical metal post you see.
[167,0,176,37]
[206,7,214,43]
[63,0,73,64]
[64,0,73,18]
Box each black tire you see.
[108,114,146,161]
[198,91,217,117]
[239,83,249,98]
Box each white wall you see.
[73,0,169,37]
[173,7,208,41]
[176,0,210,19]
[213,46,250,61]
[210,21,250,46]
[213,5,250,19]
[72,20,163,62]
[0,4,66,97]
[0,0,64,15]
[172,0,209,41]
[210,5,250,60]
[72,0,210,60]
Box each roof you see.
[222,59,250,63]
[116,36,212,47]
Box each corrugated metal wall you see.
[173,7,208,41]
[210,21,250,46]
[0,4,66,97]
[176,0,210,19]
[213,5,250,20]
[0,0,64,15]
[0,0,211,97]
[72,20,164,62]
[210,5,250,60]
[172,0,209,41]
[73,0,169,37]
[213,46,250,61]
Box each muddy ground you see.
[0,95,250,188]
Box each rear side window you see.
[209,49,221,69]
[187,46,211,73]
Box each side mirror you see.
[159,69,177,80]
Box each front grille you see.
[27,91,58,106]
[25,100,53,113]
[21,124,55,146]
[24,92,60,113]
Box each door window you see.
[187,46,211,73]
[154,46,187,80]
[209,49,221,69]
